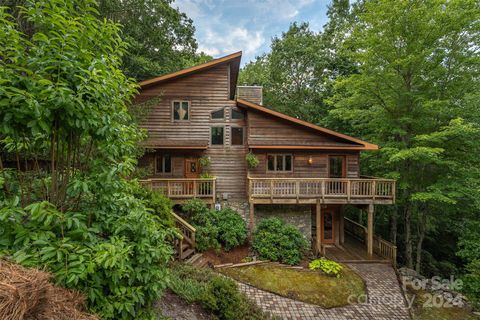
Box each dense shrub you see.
[182,199,247,252]
[168,263,270,320]
[134,187,174,227]
[252,218,308,265]
[309,258,343,277]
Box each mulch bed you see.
[201,243,251,265]
[155,290,211,320]
[0,259,97,320]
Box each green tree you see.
[98,0,210,80]
[0,1,174,318]
[329,0,480,271]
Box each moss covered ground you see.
[220,263,365,308]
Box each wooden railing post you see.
[372,180,376,201]
[167,180,171,197]
[270,179,274,200]
[296,180,300,202]
[347,180,351,201]
[193,180,197,198]
[212,179,216,202]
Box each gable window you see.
[155,154,172,174]
[173,101,189,121]
[231,108,245,120]
[267,154,292,172]
[211,127,224,145]
[329,156,345,178]
[231,127,244,145]
[211,108,225,120]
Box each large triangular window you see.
[211,108,225,120]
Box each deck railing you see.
[140,178,216,202]
[171,212,196,259]
[248,177,395,203]
[344,217,397,266]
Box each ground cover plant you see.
[182,199,248,252]
[252,217,309,265]
[309,258,343,278]
[168,263,271,320]
[219,262,365,308]
[0,1,175,318]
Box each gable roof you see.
[236,98,378,150]
[139,51,242,99]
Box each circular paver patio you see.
[237,263,411,320]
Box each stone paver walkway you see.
[237,263,411,320]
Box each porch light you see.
[308,156,313,165]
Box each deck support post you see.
[367,203,374,257]
[249,202,255,236]
[316,200,321,255]
[339,205,345,245]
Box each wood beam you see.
[249,202,255,236]
[339,205,345,245]
[316,200,321,255]
[367,204,374,257]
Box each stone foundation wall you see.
[254,205,312,240]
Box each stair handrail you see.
[171,211,196,251]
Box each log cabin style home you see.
[137,51,397,263]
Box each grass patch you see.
[219,263,365,308]
[409,288,480,320]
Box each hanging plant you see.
[246,152,259,169]
[199,155,211,167]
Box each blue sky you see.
[173,0,331,65]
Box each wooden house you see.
[137,52,396,263]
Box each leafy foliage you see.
[134,187,174,228]
[97,0,211,80]
[309,258,343,277]
[252,217,308,265]
[168,263,270,320]
[245,152,260,169]
[182,199,247,252]
[0,2,175,318]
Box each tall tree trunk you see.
[404,205,413,269]
[390,207,398,245]
[415,210,427,273]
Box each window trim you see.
[266,153,293,173]
[328,155,346,178]
[210,126,225,146]
[172,100,190,122]
[230,126,245,146]
[155,154,172,174]
[230,107,245,120]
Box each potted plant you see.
[246,152,259,169]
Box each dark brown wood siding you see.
[248,150,360,179]
[137,64,247,199]
[247,110,362,147]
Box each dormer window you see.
[211,108,225,120]
[173,101,190,121]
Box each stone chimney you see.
[236,86,263,105]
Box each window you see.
[267,154,292,172]
[211,127,224,145]
[231,127,244,145]
[155,154,172,174]
[211,108,224,119]
[231,108,245,120]
[329,156,345,178]
[173,101,189,121]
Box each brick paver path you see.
[237,263,411,320]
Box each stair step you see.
[181,248,195,260]
[195,258,209,268]
[186,253,203,265]
[181,243,189,250]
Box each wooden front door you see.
[184,158,200,178]
[321,210,336,244]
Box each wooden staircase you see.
[172,212,196,260]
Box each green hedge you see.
[182,199,247,251]
[252,217,309,265]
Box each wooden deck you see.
[324,235,386,263]
[248,177,395,205]
[140,178,216,204]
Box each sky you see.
[173,0,331,65]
